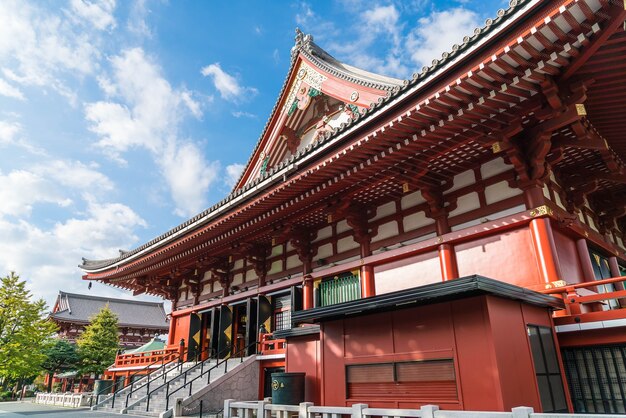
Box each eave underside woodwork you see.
[86,0,626,300]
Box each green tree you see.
[0,272,57,391]
[76,305,119,377]
[41,340,79,392]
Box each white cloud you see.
[407,8,480,68]
[0,170,72,217]
[201,63,258,103]
[126,0,152,38]
[33,160,114,192]
[86,48,220,217]
[0,198,146,305]
[69,0,117,31]
[161,143,221,217]
[0,120,21,145]
[0,160,114,218]
[0,78,25,100]
[0,120,46,155]
[225,163,245,187]
[232,111,256,119]
[0,0,104,102]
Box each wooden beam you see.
[561,4,626,81]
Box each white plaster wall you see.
[375,256,441,295]
[232,273,243,286]
[451,204,526,232]
[233,259,244,270]
[336,219,350,234]
[447,169,475,193]
[372,221,399,243]
[485,180,523,205]
[401,190,426,210]
[480,157,511,179]
[314,225,333,242]
[316,243,333,260]
[403,210,434,231]
[337,236,359,252]
[286,254,301,270]
[271,245,283,257]
[448,192,480,217]
[400,232,437,246]
[268,260,282,275]
[372,201,396,221]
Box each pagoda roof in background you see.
[50,291,169,330]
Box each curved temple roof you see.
[50,291,169,329]
[81,0,536,275]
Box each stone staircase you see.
[95,357,251,417]
[93,360,204,414]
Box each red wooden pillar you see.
[576,238,596,282]
[303,275,314,310]
[529,217,562,284]
[359,240,376,298]
[435,217,459,281]
[360,265,375,297]
[439,244,459,281]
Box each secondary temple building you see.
[81,0,626,414]
[50,291,169,348]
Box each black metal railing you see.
[109,348,182,409]
[146,341,258,412]
[122,344,215,409]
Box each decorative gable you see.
[234,31,403,191]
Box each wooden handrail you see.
[541,276,626,294]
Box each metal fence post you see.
[224,399,234,418]
[351,403,367,418]
[420,405,439,418]
[512,406,534,418]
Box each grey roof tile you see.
[50,291,169,329]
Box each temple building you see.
[82,0,626,414]
[50,291,169,348]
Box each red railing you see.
[259,333,286,355]
[542,276,626,325]
[112,347,179,369]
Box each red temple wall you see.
[552,229,585,284]
[285,334,321,404]
[310,296,547,411]
[455,227,542,287]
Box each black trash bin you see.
[270,372,305,405]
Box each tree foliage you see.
[0,272,57,386]
[42,340,79,391]
[76,305,119,376]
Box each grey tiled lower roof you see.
[50,291,169,329]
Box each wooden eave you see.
[83,0,626,292]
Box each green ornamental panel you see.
[319,270,361,307]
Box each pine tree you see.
[76,305,119,377]
[42,340,79,392]
[0,272,57,390]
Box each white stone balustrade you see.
[34,392,92,408]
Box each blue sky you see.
[0,0,507,309]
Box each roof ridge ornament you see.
[291,28,314,61]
